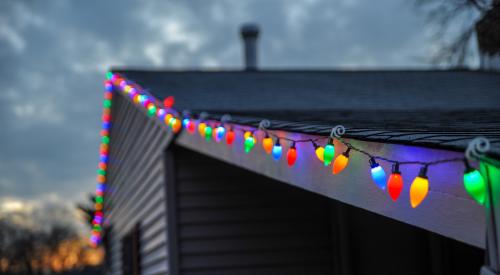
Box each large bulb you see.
[157,108,166,120]
[463,161,486,205]
[163,96,175,108]
[244,131,252,140]
[410,166,429,208]
[204,126,213,141]
[147,104,156,117]
[387,163,403,201]
[262,136,273,154]
[244,133,255,153]
[226,129,235,145]
[182,118,190,128]
[332,149,350,174]
[172,118,182,133]
[198,122,207,137]
[370,158,387,190]
[165,114,173,125]
[215,126,225,142]
[323,138,335,166]
[272,139,282,160]
[313,142,324,162]
[287,144,297,166]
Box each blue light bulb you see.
[370,158,387,190]
[216,126,226,142]
[182,118,190,128]
[272,139,282,160]
[102,122,111,130]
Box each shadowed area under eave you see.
[110,69,500,157]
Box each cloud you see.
[0,0,476,230]
[0,25,26,53]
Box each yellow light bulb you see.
[315,147,324,162]
[198,122,206,137]
[410,166,429,208]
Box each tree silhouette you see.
[415,0,499,66]
[77,194,97,230]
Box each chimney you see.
[240,23,260,71]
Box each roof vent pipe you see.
[240,23,260,71]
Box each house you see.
[92,25,500,275]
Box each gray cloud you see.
[0,0,475,222]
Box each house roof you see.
[111,69,500,157]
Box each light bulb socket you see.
[463,159,474,173]
[312,141,319,149]
[275,138,281,146]
[418,165,428,178]
[327,137,334,145]
[392,162,401,174]
[343,148,351,157]
[290,141,296,149]
[369,157,379,168]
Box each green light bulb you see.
[95,196,104,204]
[464,169,486,205]
[102,136,110,144]
[106,72,113,80]
[97,169,106,176]
[103,99,112,108]
[147,105,156,117]
[204,126,212,141]
[244,136,255,153]
[323,139,335,166]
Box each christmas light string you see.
[90,72,492,246]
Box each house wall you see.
[167,146,335,275]
[175,127,486,248]
[167,146,484,275]
[105,94,173,275]
[104,92,487,274]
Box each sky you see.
[0,0,478,229]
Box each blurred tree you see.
[415,0,499,66]
[77,194,96,230]
[0,201,103,274]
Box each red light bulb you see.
[164,96,175,108]
[187,121,196,134]
[287,142,297,166]
[226,129,235,145]
[387,163,403,201]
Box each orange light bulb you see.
[332,148,350,174]
[172,118,182,133]
[262,136,273,154]
[165,114,173,125]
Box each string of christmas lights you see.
[90,72,491,246]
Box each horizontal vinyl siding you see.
[105,93,171,275]
[173,146,334,275]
